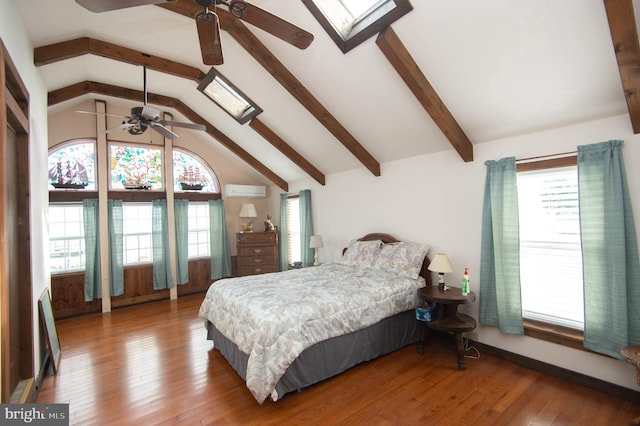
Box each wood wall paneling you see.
[52,258,216,318]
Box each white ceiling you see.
[16,0,628,185]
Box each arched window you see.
[173,148,220,193]
[110,143,163,190]
[48,140,96,191]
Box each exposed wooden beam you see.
[604,0,640,133]
[35,37,327,188]
[172,103,290,193]
[159,2,381,176]
[249,118,326,185]
[376,27,474,162]
[34,37,206,82]
[47,81,288,191]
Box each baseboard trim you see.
[472,340,640,404]
[9,378,36,403]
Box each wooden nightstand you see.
[417,285,476,370]
[236,232,279,276]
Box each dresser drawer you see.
[238,245,277,257]
[237,232,278,244]
[237,254,277,267]
[238,265,279,276]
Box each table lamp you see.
[428,253,454,290]
[309,235,323,266]
[239,203,257,232]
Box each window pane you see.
[48,141,96,190]
[49,204,86,273]
[197,69,262,124]
[287,198,301,265]
[518,166,584,329]
[110,144,163,190]
[188,203,210,258]
[173,149,219,193]
[122,203,153,265]
[305,0,407,50]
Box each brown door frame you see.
[0,39,34,402]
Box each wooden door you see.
[0,40,33,402]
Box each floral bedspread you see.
[198,263,426,403]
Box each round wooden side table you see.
[417,285,476,370]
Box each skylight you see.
[197,69,262,125]
[302,0,413,53]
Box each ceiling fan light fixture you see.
[127,122,148,135]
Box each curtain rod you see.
[516,150,577,163]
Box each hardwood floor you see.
[37,294,638,425]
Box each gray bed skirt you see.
[206,309,421,401]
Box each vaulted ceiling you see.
[15,1,640,191]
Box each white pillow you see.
[340,240,383,268]
[373,242,431,279]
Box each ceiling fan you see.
[77,66,206,140]
[75,0,314,65]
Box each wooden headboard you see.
[343,233,432,286]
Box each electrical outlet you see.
[467,331,478,341]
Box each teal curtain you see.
[108,199,124,297]
[174,199,189,285]
[209,199,232,279]
[83,199,101,301]
[152,199,174,290]
[578,140,640,358]
[479,157,524,334]
[279,193,289,271]
[299,189,314,267]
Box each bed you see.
[198,233,432,403]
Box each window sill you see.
[523,319,584,351]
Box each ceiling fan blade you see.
[150,122,179,139]
[105,122,135,133]
[75,0,175,13]
[196,11,224,65]
[77,110,129,119]
[160,120,206,131]
[229,1,313,49]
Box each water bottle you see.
[462,267,469,296]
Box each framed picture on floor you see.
[38,288,61,374]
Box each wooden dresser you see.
[236,232,279,276]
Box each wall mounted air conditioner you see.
[224,184,267,198]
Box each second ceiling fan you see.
[75,0,315,65]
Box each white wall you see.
[0,0,51,378]
[276,113,640,391]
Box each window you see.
[49,203,85,273]
[122,203,153,265]
[517,160,584,330]
[287,197,301,265]
[188,202,210,258]
[110,143,163,190]
[197,68,262,124]
[48,140,96,190]
[173,148,219,193]
[302,0,413,53]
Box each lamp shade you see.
[428,253,453,273]
[239,203,257,218]
[309,235,324,249]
